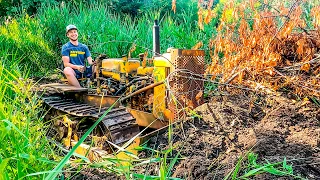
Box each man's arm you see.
[84,45,95,65]
[62,56,84,72]
[87,56,95,65]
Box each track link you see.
[42,95,140,146]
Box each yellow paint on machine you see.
[137,67,154,75]
[70,138,140,164]
[152,52,173,119]
[101,58,140,81]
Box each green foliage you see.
[310,97,320,107]
[224,152,304,180]
[108,0,143,17]
[204,81,219,98]
[0,0,62,17]
[20,0,61,15]
[131,143,183,179]
[140,0,198,22]
[1,1,216,74]
[0,0,198,21]
[0,0,20,16]
[300,0,320,29]
[0,14,59,76]
[36,2,214,59]
[100,0,198,21]
[0,61,57,179]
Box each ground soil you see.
[136,93,320,179]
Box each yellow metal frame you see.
[126,108,168,129]
[101,58,140,81]
[152,52,173,119]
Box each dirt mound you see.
[139,94,320,179]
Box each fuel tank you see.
[101,58,140,80]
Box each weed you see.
[224,152,305,180]
[0,61,57,179]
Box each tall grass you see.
[0,54,57,179]
[37,2,216,59]
[0,15,59,76]
[0,2,217,77]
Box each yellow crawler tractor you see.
[41,20,205,160]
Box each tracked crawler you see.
[41,20,205,159]
[42,92,139,149]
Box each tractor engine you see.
[94,53,155,112]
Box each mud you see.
[138,94,320,179]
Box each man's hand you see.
[77,65,85,73]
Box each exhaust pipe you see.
[153,20,160,56]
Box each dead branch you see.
[224,68,247,84]
[279,55,320,70]
[269,0,302,44]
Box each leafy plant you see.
[224,152,304,180]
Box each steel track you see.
[42,95,140,146]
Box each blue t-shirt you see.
[61,42,91,66]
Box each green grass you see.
[0,15,59,76]
[36,2,216,59]
[0,3,208,178]
[0,21,59,179]
[0,2,218,77]
[0,59,57,179]
[224,152,305,180]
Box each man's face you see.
[67,29,78,41]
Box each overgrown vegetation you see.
[1,1,215,75]
[0,14,59,76]
[37,1,214,58]
[206,0,320,98]
[0,0,319,179]
[0,0,198,20]
[0,61,57,179]
[0,1,214,178]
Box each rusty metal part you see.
[42,95,140,146]
[120,81,163,102]
[168,49,205,121]
[77,94,120,108]
[40,83,88,93]
[95,54,107,90]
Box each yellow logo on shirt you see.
[70,51,85,57]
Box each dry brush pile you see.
[204,0,320,98]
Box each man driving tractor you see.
[61,24,95,87]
